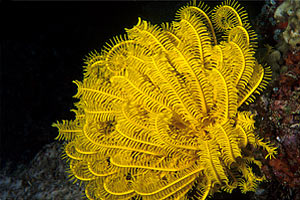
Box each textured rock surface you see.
[274,0,300,51]
[0,142,84,200]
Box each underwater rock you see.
[0,143,84,199]
[274,0,300,51]
[267,49,281,77]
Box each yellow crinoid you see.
[53,1,277,199]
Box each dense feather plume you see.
[53,1,277,199]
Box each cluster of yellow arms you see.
[53,0,278,199]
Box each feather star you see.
[53,0,277,199]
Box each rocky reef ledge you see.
[0,142,84,199]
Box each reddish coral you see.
[285,51,300,66]
[251,1,300,199]
[277,21,288,30]
[263,53,300,195]
[268,151,300,188]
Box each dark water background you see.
[1,0,264,173]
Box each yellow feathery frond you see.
[102,35,138,74]
[155,112,202,151]
[88,159,118,177]
[103,173,134,196]
[208,120,241,167]
[83,121,164,157]
[71,102,85,122]
[126,17,173,54]
[161,22,182,47]
[110,150,193,172]
[210,40,254,92]
[110,68,169,114]
[237,163,263,193]
[228,26,250,48]
[208,67,238,123]
[52,120,82,141]
[242,156,263,169]
[82,100,116,123]
[70,160,97,181]
[53,1,276,199]
[225,25,258,51]
[193,178,211,200]
[176,1,217,45]
[237,62,272,106]
[212,0,246,31]
[133,164,203,200]
[64,141,87,161]
[87,178,136,200]
[236,111,256,146]
[83,50,109,79]
[121,42,153,75]
[73,78,124,102]
[229,42,255,90]
[199,139,228,187]
[174,12,212,66]
[149,54,202,123]
[237,111,255,130]
[164,37,214,116]
[255,137,278,159]
[114,103,166,150]
[211,0,257,49]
